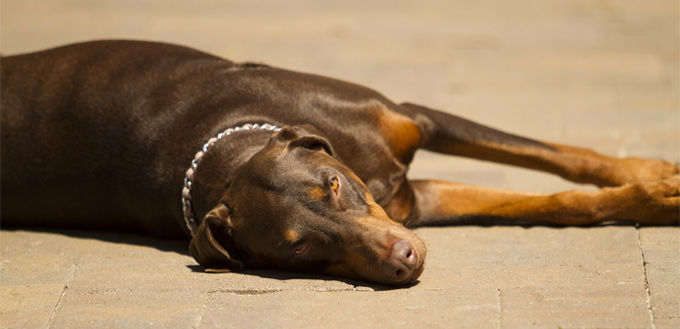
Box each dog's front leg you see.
[404,178,679,227]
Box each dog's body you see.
[2,41,678,285]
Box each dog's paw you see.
[616,157,680,185]
[610,177,680,225]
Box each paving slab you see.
[500,284,650,329]
[414,226,645,289]
[201,288,500,329]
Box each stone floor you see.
[1,0,678,328]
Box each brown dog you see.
[2,40,678,285]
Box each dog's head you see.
[189,125,426,285]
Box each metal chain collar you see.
[181,123,281,235]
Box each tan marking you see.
[412,178,679,226]
[308,186,327,201]
[383,183,415,224]
[363,190,375,202]
[547,143,680,187]
[374,107,422,161]
[322,233,389,282]
[429,134,664,188]
[284,229,300,243]
[323,219,427,284]
[368,202,393,223]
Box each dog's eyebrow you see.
[307,186,328,201]
[284,229,300,244]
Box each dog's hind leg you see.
[402,103,679,187]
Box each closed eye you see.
[293,243,309,257]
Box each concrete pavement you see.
[2,226,679,328]
[1,0,679,328]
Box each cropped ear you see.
[189,203,244,271]
[275,125,336,158]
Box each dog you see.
[2,40,678,285]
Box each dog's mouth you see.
[409,249,426,281]
[407,258,426,284]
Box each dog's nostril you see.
[393,240,416,265]
[381,239,418,281]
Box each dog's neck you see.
[183,124,281,235]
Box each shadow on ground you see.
[1,227,190,254]
[2,227,416,290]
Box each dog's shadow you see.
[4,227,413,290]
[185,264,416,291]
[2,227,190,254]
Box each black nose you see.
[381,239,417,282]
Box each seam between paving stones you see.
[496,287,502,329]
[193,292,209,329]
[46,260,80,329]
[636,226,656,329]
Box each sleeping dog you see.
[2,41,678,285]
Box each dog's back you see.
[1,41,233,236]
